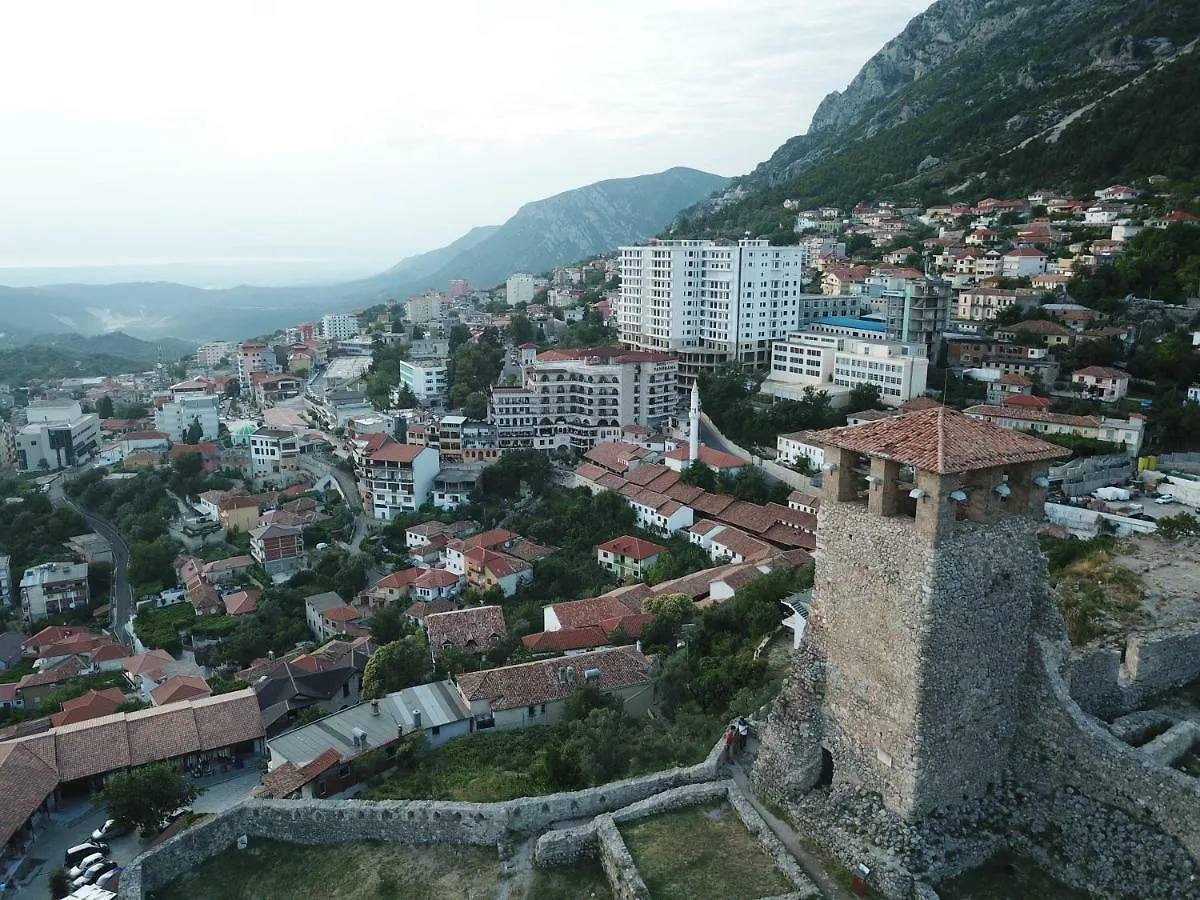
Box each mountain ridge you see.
[0,167,727,342]
[671,0,1200,240]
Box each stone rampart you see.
[1066,621,1200,720]
[120,747,725,899]
[1018,637,1200,881]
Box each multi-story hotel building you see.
[618,238,839,380]
[489,348,677,452]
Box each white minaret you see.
[688,380,700,462]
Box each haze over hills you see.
[671,0,1200,240]
[0,167,727,344]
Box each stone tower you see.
[688,381,700,462]
[754,406,1068,820]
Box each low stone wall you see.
[1066,621,1200,720]
[597,815,651,900]
[120,745,726,899]
[726,787,822,898]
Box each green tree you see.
[362,635,430,699]
[506,314,535,345]
[448,324,472,353]
[101,763,196,837]
[642,592,693,621]
[368,602,410,644]
[172,451,203,481]
[679,459,716,490]
[49,868,71,899]
[845,383,882,414]
[182,418,203,445]
[462,392,487,420]
[96,394,115,419]
[127,539,178,593]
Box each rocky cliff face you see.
[808,0,996,135]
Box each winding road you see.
[50,473,135,647]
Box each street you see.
[49,475,135,648]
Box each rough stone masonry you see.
[753,410,1200,899]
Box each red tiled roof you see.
[18,657,83,689]
[224,590,262,616]
[1000,319,1071,335]
[820,405,1069,474]
[997,374,1033,386]
[596,535,665,561]
[150,675,211,707]
[662,445,746,470]
[123,649,176,677]
[963,405,1104,428]
[1002,394,1053,409]
[456,646,652,712]
[262,748,342,799]
[0,743,59,849]
[426,605,507,653]
[49,689,126,728]
[405,597,458,621]
[370,442,427,463]
[323,604,363,624]
[709,526,773,562]
[414,568,461,589]
[549,594,646,630]
[521,627,609,653]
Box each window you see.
[528,705,537,717]
[338,765,350,778]
[431,725,441,736]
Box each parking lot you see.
[6,766,261,900]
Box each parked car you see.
[1131,513,1155,522]
[68,852,106,879]
[91,819,126,841]
[64,842,108,868]
[1155,494,1175,505]
[72,859,117,890]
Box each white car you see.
[91,819,119,841]
[68,853,105,879]
[1155,495,1175,505]
[72,860,116,890]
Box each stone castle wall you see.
[757,501,1047,820]
[119,746,725,900]
[1066,621,1200,721]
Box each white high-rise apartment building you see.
[321,313,360,341]
[396,359,449,403]
[506,273,544,307]
[405,291,447,325]
[489,348,678,452]
[155,382,220,442]
[618,238,838,379]
[194,341,237,368]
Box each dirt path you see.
[728,747,859,900]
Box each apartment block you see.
[237,343,275,394]
[763,331,928,406]
[155,383,220,443]
[396,359,449,403]
[489,348,678,453]
[16,402,100,471]
[506,273,544,307]
[20,562,90,621]
[360,441,441,521]
[405,292,448,325]
[617,238,816,377]
[321,313,360,341]
[249,427,300,478]
[194,341,237,368]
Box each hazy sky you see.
[0,1,930,273]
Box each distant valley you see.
[0,167,727,344]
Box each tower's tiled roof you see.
[818,406,1068,474]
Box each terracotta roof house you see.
[595,535,666,580]
[0,741,61,853]
[662,445,747,474]
[425,606,507,659]
[455,646,655,729]
[49,688,126,727]
[583,442,650,476]
[123,649,176,678]
[223,589,262,616]
[404,597,458,624]
[150,675,212,706]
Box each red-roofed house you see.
[223,590,261,616]
[521,626,610,655]
[662,445,748,475]
[595,536,665,580]
[463,547,531,598]
[150,675,211,706]
[455,646,654,730]
[426,606,507,660]
[49,688,126,727]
